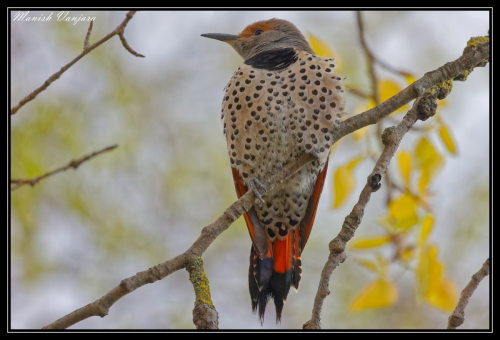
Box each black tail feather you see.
[293,257,302,290]
[248,245,298,323]
[249,245,273,319]
[269,270,293,322]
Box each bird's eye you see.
[255,29,264,35]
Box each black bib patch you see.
[244,48,298,71]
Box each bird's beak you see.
[201,33,241,42]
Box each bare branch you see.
[346,87,372,99]
[357,11,388,202]
[118,30,145,58]
[11,11,144,116]
[10,144,118,191]
[357,11,379,104]
[357,12,413,79]
[83,20,93,49]
[447,259,490,329]
[188,258,218,329]
[41,152,315,329]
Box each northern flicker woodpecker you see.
[202,18,345,322]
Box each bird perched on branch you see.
[202,18,345,323]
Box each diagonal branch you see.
[10,144,118,191]
[41,153,315,329]
[304,90,430,330]
[11,11,144,116]
[447,258,490,329]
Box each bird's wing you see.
[299,156,329,251]
[232,168,270,259]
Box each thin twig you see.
[83,20,93,49]
[447,259,490,329]
[376,58,414,78]
[118,30,145,58]
[10,144,118,191]
[346,87,372,99]
[357,11,379,104]
[356,12,414,79]
[11,11,144,116]
[41,152,315,329]
[357,11,394,204]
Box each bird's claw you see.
[249,177,267,204]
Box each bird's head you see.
[201,18,314,60]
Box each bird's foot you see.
[249,177,267,204]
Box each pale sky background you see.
[10,10,490,329]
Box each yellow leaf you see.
[307,32,337,60]
[418,168,431,194]
[415,138,444,192]
[347,156,362,170]
[398,151,412,187]
[439,124,457,155]
[400,246,414,263]
[415,137,443,170]
[388,193,419,231]
[419,214,434,245]
[349,279,398,312]
[416,243,457,313]
[332,157,362,208]
[351,235,391,249]
[333,165,354,208]
[426,255,443,296]
[425,278,458,312]
[404,74,418,85]
[355,259,379,273]
[416,244,440,299]
[378,79,408,113]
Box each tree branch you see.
[346,87,372,99]
[10,144,118,191]
[447,258,490,329]
[357,11,379,105]
[41,152,315,329]
[357,12,414,79]
[83,20,93,50]
[188,257,218,329]
[11,11,144,116]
